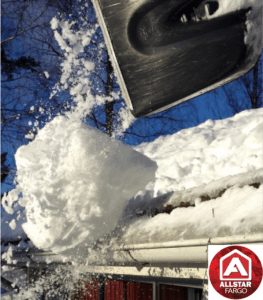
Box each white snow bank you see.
[135,108,263,197]
[13,116,157,254]
[119,184,263,245]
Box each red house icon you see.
[220,249,252,281]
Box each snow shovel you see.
[93,0,262,117]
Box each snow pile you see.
[9,116,156,255]
[135,108,263,197]
[2,108,262,261]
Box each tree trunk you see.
[251,63,258,109]
[105,56,115,136]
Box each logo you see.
[209,245,263,299]
[220,249,251,281]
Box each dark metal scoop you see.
[94,0,262,117]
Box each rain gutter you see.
[111,234,263,264]
[9,234,262,266]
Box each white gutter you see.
[13,234,262,266]
[113,234,263,251]
[112,245,208,264]
[112,234,263,264]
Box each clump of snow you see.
[13,116,156,255]
[115,106,136,137]
[1,266,11,273]
[44,71,49,78]
[50,17,59,30]
[25,133,34,140]
[135,108,263,197]
[2,246,14,265]
[83,61,95,71]
[9,219,16,230]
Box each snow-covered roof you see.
[117,169,262,246]
[115,105,263,246]
[2,108,263,265]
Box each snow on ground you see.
[3,116,156,258]
[115,108,263,245]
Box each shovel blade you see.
[94,0,262,117]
